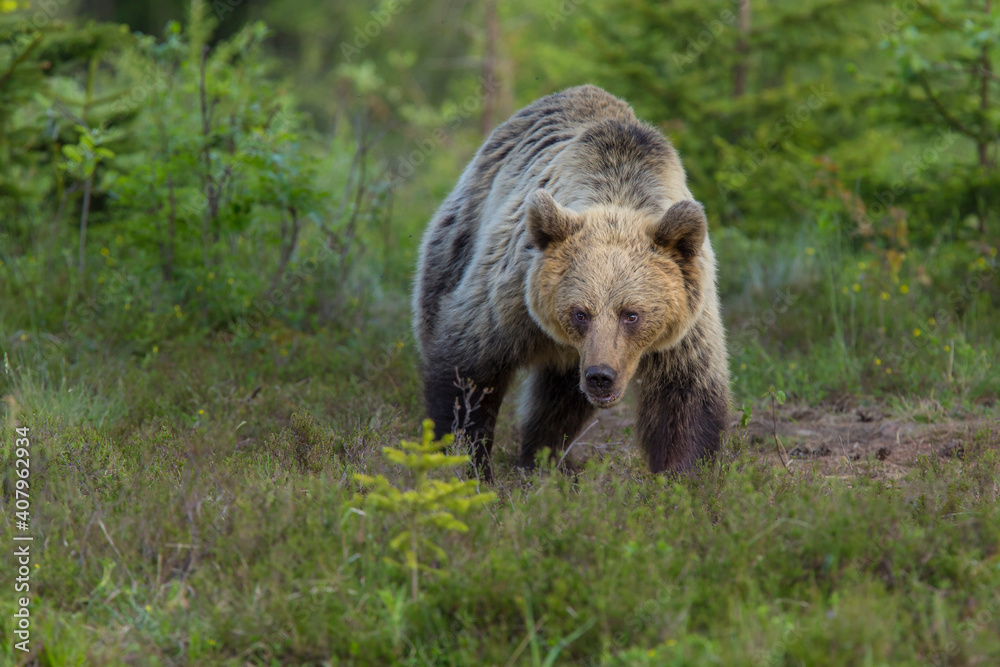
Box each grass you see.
[1,379,998,665]
[1,230,999,665]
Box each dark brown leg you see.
[518,364,596,468]
[635,340,729,473]
[422,360,512,482]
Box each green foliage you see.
[724,225,999,406]
[1,7,384,346]
[765,386,787,406]
[878,0,1000,233]
[354,418,497,601]
[582,0,883,234]
[60,124,116,179]
[1,2,999,662]
[881,0,999,163]
[1,344,998,664]
[579,0,998,243]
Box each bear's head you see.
[526,189,707,407]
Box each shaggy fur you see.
[413,85,730,480]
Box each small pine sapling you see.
[353,419,496,600]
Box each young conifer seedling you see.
[353,419,497,600]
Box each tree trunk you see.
[78,175,93,286]
[165,174,176,282]
[481,0,499,137]
[734,0,752,98]
[978,0,992,235]
[199,45,216,270]
[979,0,992,170]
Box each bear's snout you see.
[583,364,621,406]
[585,365,617,391]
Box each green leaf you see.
[388,531,411,552]
[62,145,83,162]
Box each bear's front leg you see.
[421,359,513,482]
[634,337,730,473]
[518,364,596,468]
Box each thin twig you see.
[557,419,599,469]
[199,45,216,269]
[267,206,301,293]
[0,34,42,92]
[771,394,793,475]
[451,369,493,482]
[839,437,859,476]
[78,174,93,286]
[98,517,137,589]
[917,76,976,138]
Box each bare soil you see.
[554,398,996,478]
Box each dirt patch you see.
[549,398,996,478]
[741,403,994,477]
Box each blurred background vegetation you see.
[2,2,999,664]
[1,0,998,405]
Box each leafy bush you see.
[0,6,383,347]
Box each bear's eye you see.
[623,312,639,323]
[574,311,589,323]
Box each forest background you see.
[1,0,998,664]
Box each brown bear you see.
[413,85,730,480]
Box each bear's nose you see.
[585,365,617,391]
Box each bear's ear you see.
[527,189,581,250]
[650,200,707,260]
